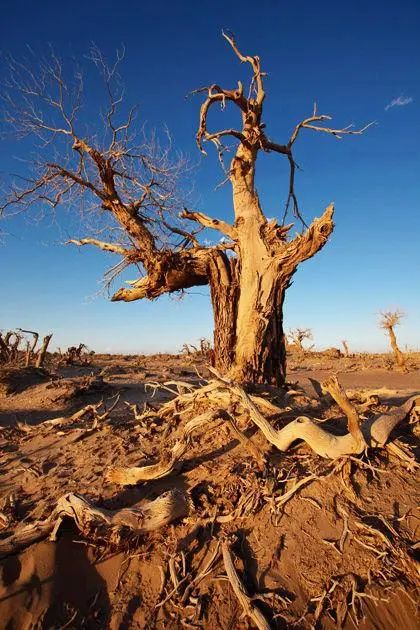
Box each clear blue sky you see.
[1,0,419,353]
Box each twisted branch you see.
[0,490,188,559]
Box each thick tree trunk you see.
[217,145,290,386]
[207,141,334,387]
[211,263,289,387]
[388,327,407,372]
[208,151,293,386]
[231,280,288,386]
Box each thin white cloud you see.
[385,95,413,111]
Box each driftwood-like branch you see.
[180,208,236,239]
[0,490,188,560]
[68,238,131,256]
[106,410,225,485]
[208,370,419,459]
[367,395,419,447]
[321,375,366,450]
[235,382,365,458]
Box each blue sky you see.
[1,0,419,353]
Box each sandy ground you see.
[0,352,419,629]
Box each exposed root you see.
[367,394,420,447]
[386,441,419,469]
[106,441,190,485]
[145,380,196,397]
[159,378,282,419]
[156,540,222,610]
[351,512,420,585]
[321,375,366,449]
[222,538,271,630]
[0,489,188,559]
[209,371,419,459]
[225,411,266,467]
[42,393,121,436]
[106,410,226,485]
[228,381,365,458]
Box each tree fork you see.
[1,37,369,386]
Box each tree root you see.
[106,410,226,485]
[0,489,188,559]
[218,374,419,459]
[228,380,366,458]
[366,395,420,447]
[108,374,419,491]
[159,379,282,419]
[321,376,366,449]
[222,538,271,630]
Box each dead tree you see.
[341,339,350,357]
[0,331,22,364]
[0,38,371,386]
[64,343,90,365]
[35,334,53,368]
[0,333,11,364]
[288,328,313,356]
[17,328,39,366]
[380,310,408,372]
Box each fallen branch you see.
[0,489,188,559]
[159,378,282,419]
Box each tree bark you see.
[208,251,239,373]
[229,269,289,386]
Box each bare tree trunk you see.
[211,268,288,386]
[342,340,350,357]
[388,327,407,372]
[19,329,39,366]
[35,334,53,368]
[0,334,9,363]
[206,143,333,387]
[296,339,305,356]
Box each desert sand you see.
[0,349,419,629]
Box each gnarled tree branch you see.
[180,208,236,239]
[68,238,131,256]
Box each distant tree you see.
[341,339,350,357]
[0,36,370,385]
[288,328,313,355]
[0,328,52,366]
[379,310,408,372]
